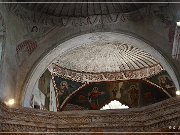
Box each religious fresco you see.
[15,26,39,66]
[148,4,176,48]
[16,39,38,65]
[34,70,173,111]
[35,71,171,111]
[16,24,54,66]
[66,82,110,110]
[114,82,139,107]
[147,70,176,97]
[53,75,83,110]
[140,82,168,106]
[64,80,169,110]
[114,81,168,107]
[24,25,51,41]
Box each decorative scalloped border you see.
[52,63,164,83]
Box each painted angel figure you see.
[88,87,104,110]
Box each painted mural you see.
[151,4,176,48]
[23,25,49,41]
[147,70,176,97]
[16,39,38,65]
[16,24,54,66]
[34,70,173,111]
[53,75,83,111]
[66,82,110,110]
[64,80,169,110]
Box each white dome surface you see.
[55,42,159,73]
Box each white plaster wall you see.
[26,73,56,111]
[0,36,3,62]
[31,80,45,109]
[0,3,28,103]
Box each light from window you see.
[100,100,129,110]
[177,21,180,27]
[176,90,180,96]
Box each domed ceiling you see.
[18,0,149,17]
[55,43,160,73]
[51,42,163,82]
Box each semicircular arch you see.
[23,32,180,107]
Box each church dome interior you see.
[0,0,180,133]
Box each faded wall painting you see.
[24,25,48,41]
[64,80,169,110]
[66,82,110,110]
[147,71,176,97]
[53,75,83,110]
[16,24,54,66]
[34,71,173,111]
[16,40,37,65]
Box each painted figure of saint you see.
[128,85,139,107]
[159,76,167,88]
[88,87,104,110]
[57,81,70,109]
[158,75,176,96]
[57,81,69,95]
[112,86,118,99]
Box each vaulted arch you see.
[23,32,180,107]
